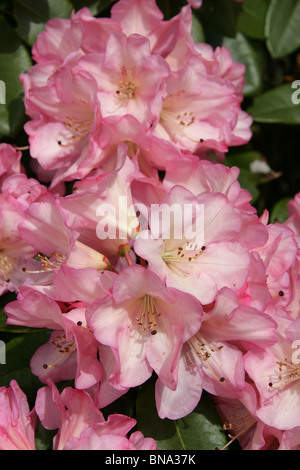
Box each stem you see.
[109,264,119,274]
[125,251,133,266]
[14,145,30,151]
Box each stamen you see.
[22,252,65,274]
[220,412,256,450]
[0,254,16,281]
[42,334,76,370]
[58,115,93,147]
[160,108,202,144]
[268,357,300,390]
[188,333,225,383]
[136,295,160,334]
[162,243,205,264]
[116,80,136,99]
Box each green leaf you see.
[265,0,300,58]
[71,0,112,15]
[198,0,239,38]
[0,330,50,406]
[223,32,263,97]
[224,150,270,203]
[225,150,265,170]
[0,15,32,137]
[35,423,56,450]
[13,0,73,46]
[270,197,291,223]
[247,83,300,124]
[237,168,260,203]
[237,0,269,40]
[136,377,228,450]
[191,13,205,43]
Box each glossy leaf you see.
[247,83,300,125]
[265,0,300,58]
[136,377,229,450]
[198,0,238,38]
[270,197,291,223]
[0,16,32,137]
[13,0,73,46]
[191,13,205,43]
[223,32,262,97]
[237,0,269,40]
[35,423,57,450]
[0,330,50,406]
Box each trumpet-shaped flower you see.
[244,310,300,431]
[35,382,156,450]
[87,264,203,391]
[0,380,37,450]
[18,194,108,274]
[155,287,277,419]
[78,31,170,128]
[134,185,251,304]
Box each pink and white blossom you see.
[134,185,251,304]
[87,264,203,391]
[0,380,37,450]
[35,382,156,450]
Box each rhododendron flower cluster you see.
[0,0,300,451]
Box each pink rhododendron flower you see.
[35,382,156,450]
[4,267,115,388]
[32,8,121,65]
[21,58,102,187]
[156,54,243,155]
[155,286,277,419]
[87,264,203,391]
[18,194,109,274]
[0,173,50,294]
[110,0,164,38]
[20,0,251,185]
[134,185,251,304]
[255,221,298,308]
[0,380,37,450]
[0,144,23,189]
[78,31,170,128]
[280,427,300,450]
[214,383,284,451]
[186,0,203,8]
[57,151,141,257]
[0,0,297,453]
[244,309,300,431]
[286,192,300,249]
